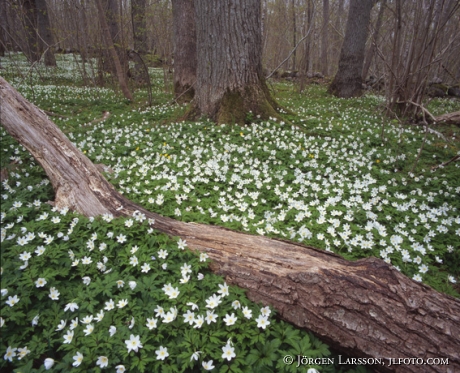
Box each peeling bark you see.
[1,77,459,373]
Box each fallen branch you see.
[431,154,460,171]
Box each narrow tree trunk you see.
[95,0,133,100]
[328,0,376,98]
[321,0,329,76]
[303,0,313,75]
[193,0,281,124]
[0,0,7,56]
[1,76,459,373]
[171,0,196,103]
[36,0,56,66]
[106,0,127,73]
[291,0,297,71]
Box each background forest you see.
[1,1,460,373]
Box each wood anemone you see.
[1,77,459,373]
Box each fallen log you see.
[434,110,460,126]
[1,77,459,373]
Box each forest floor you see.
[1,53,460,373]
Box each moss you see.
[216,90,246,124]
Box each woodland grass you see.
[1,53,460,372]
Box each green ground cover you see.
[1,53,459,372]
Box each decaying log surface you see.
[1,77,459,373]
[434,111,460,126]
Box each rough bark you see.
[171,0,196,103]
[21,0,40,63]
[132,0,147,54]
[321,0,329,76]
[36,0,56,66]
[95,0,133,101]
[1,77,460,373]
[193,0,281,124]
[362,0,386,81]
[328,0,376,98]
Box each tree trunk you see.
[1,76,460,373]
[193,0,281,124]
[362,0,386,81]
[328,0,376,98]
[36,0,56,66]
[132,0,147,54]
[21,0,40,63]
[0,0,7,56]
[171,0,196,103]
[106,0,127,73]
[321,0,329,76]
[291,0,297,71]
[95,0,133,100]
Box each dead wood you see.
[0,76,459,373]
[433,111,460,126]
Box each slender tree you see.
[362,0,386,81]
[192,0,281,124]
[328,0,376,98]
[321,0,329,76]
[171,0,196,103]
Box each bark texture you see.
[321,0,329,76]
[1,77,460,373]
[36,0,56,66]
[328,0,376,98]
[193,0,281,124]
[434,110,460,126]
[132,0,147,54]
[95,0,133,100]
[172,0,196,103]
[22,0,40,63]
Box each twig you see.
[431,155,460,171]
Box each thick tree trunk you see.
[95,0,133,100]
[193,0,281,124]
[171,0,196,103]
[36,0,56,66]
[328,0,375,98]
[22,0,40,63]
[1,77,460,373]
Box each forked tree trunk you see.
[328,0,376,98]
[193,0,281,124]
[171,0,196,103]
[0,77,459,373]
